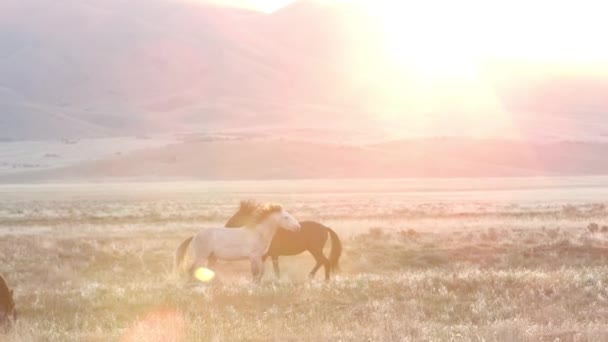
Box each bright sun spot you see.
[201,0,296,13]
[353,0,608,71]
[209,0,608,70]
[196,0,608,135]
[248,0,295,13]
[355,0,483,82]
[194,267,216,282]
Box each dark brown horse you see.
[225,201,342,281]
[0,273,16,327]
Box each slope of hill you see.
[0,0,268,138]
[0,135,177,177]
[3,138,608,182]
[0,0,371,140]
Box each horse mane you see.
[238,200,259,216]
[242,201,283,227]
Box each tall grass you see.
[1,187,608,341]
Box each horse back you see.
[194,227,260,257]
[267,221,329,256]
[300,221,331,245]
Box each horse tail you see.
[326,227,342,273]
[174,236,194,274]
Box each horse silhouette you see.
[226,200,342,281]
[0,273,16,327]
[174,202,300,283]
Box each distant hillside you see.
[2,0,608,140]
[0,0,369,140]
[4,138,608,182]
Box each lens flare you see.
[194,267,215,282]
[121,309,184,342]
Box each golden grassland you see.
[1,180,608,341]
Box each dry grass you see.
[1,181,608,341]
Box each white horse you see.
[174,202,300,282]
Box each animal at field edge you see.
[0,273,16,327]
[174,202,300,283]
[225,200,342,281]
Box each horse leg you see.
[250,257,265,283]
[309,249,330,281]
[323,255,331,281]
[308,250,323,278]
[271,256,281,279]
[207,253,217,268]
[250,261,258,282]
[189,250,211,281]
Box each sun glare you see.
[249,0,295,13]
[356,1,483,82]
[354,0,608,70]
[190,0,608,135]
[331,0,608,134]
[206,0,608,69]
[194,267,216,282]
[200,0,296,13]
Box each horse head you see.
[274,208,301,232]
[261,206,300,232]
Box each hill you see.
[4,138,608,182]
[0,0,369,140]
[2,0,608,141]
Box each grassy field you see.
[1,178,608,341]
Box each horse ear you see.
[9,289,13,297]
